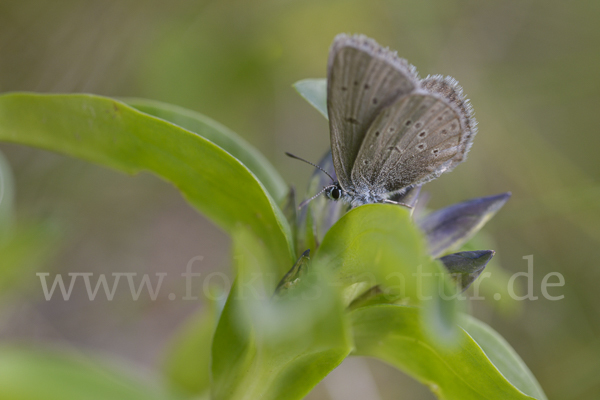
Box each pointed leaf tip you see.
[293,79,328,119]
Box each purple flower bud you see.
[418,193,511,257]
[439,250,495,292]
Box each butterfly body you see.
[325,34,476,207]
[325,180,386,207]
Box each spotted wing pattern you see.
[352,75,476,195]
[327,34,419,190]
[420,74,477,164]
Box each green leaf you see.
[350,305,543,400]
[460,315,547,400]
[314,204,461,341]
[162,305,216,397]
[0,346,175,400]
[315,204,425,289]
[0,93,294,270]
[124,98,287,201]
[293,79,328,119]
[211,228,352,400]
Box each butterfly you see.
[290,34,476,208]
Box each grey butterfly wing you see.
[327,34,419,190]
[352,75,476,194]
[420,75,477,160]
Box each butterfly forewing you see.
[327,34,418,190]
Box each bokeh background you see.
[1,0,599,399]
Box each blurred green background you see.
[1,0,599,399]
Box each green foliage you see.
[0,91,547,399]
[351,305,545,400]
[459,315,547,400]
[162,305,217,397]
[0,93,294,271]
[124,98,287,201]
[211,228,351,400]
[0,347,174,400]
[315,204,461,342]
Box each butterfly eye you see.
[327,187,342,201]
[331,188,341,200]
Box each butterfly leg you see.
[383,199,413,209]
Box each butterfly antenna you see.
[298,185,335,209]
[285,152,335,183]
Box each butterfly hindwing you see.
[352,87,474,195]
[420,75,477,164]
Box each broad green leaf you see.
[351,305,542,400]
[460,315,547,400]
[162,305,216,397]
[211,228,352,400]
[293,79,328,119]
[314,204,460,341]
[315,204,424,289]
[0,346,175,400]
[124,98,287,201]
[0,149,14,239]
[0,93,294,270]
